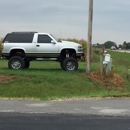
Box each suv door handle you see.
[36,45,40,47]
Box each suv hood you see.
[61,40,80,46]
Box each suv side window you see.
[3,33,34,43]
[38,35,52,43]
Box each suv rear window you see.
[3,33,34,43]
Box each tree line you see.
[93,41,130,50]
[119,41,130,50]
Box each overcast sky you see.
[0,0,130,45]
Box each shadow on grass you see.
[1,67,86,73]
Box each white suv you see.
[2,32,84,71]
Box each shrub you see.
[0,39,2,53]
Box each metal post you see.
[100,52,103,75]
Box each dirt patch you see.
[0,75,16,83]
[0,75,34,83]
[89,71,125,90]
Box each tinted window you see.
[3,33,34,43]
[38,35,52,43]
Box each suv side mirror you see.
[51,40,56,44]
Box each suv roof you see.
[11,32,37,34]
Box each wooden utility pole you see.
[87,0,93,74]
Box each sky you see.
[0,0,130,45]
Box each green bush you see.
[0,40,2,53]
[0,39,3,53]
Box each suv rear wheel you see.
[62,57,78,71]
[8,56,25,69]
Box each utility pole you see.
[87,0,93,74]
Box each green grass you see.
[0,51,130,100]
[108,51,130,81]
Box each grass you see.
[0,50,130,100]
[108,51,130,81]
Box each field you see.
[0,50,130,100]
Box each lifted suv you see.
[1,32,84,71]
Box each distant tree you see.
[104,41,117,49]
[123,41,127,45]
[96,43,100,48]
[122,42,126,50]
[93,43,102,48]
[118,44,122,49]
[127,42,130,49]
[126,42,130,49]
[122,41,130,49]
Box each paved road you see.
[0,98,130,130]
[0,98,130,116]
[112,50,130,53]
[0,113,130,130]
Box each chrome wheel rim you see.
[11,60,21,69]
[66,61,75,71]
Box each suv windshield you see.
[50,34,61,42]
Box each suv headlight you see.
[78,46,83,52]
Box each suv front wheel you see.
[62,57,78,71]
[8,56,25,69]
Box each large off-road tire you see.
[62,57,78,71]
[24,61,30,68]
[8,56,25,69]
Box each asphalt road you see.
[112,50,130,53]
[0,98,130,130]
[1,113,130,130]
